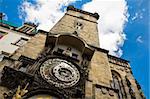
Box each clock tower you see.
[0,6,145,99]
[50,5,100,47]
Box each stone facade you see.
[50,6,99,47]
[0,6,145,99]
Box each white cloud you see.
[131,12,143,21]
[136,36,143,43]
[82,0,128,57]
[19,0,129,57]
[19,0,76,31]
[131,8,145,22]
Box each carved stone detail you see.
[1,55,87,99]
[40,58,80,88]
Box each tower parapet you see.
[67,5,99,20]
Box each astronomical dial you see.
[40,58,80,88]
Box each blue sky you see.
[123,0,149,98]
[0,0,149,98]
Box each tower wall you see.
[0,6,145,99]
[50,9,100,47]
[109,60,143,99]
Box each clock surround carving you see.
[40,58,80,88]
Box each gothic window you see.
[111,71,125,99]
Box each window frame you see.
[111,71,126,99]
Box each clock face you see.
[40,58,80,88]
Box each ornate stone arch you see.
[45,33,95,61]
[111,70,126,99]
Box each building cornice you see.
[88,44,109,53]
[65,13,98,24]
[89,44,130,68]
[38,29,49,34]
[0,25,36,36]
[108,55,129,63]
[108,55,130,68]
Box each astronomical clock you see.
[1,33,94,99]
[0,6,145,99]
[40,58,80,88]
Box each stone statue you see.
[63,47,72,57]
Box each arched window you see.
[111,71,126,99]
